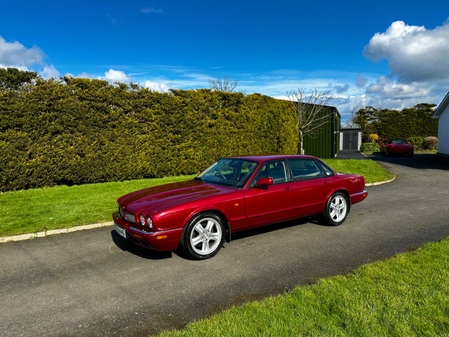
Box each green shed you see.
[301,106,341,158]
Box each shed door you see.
[343,131,359,150]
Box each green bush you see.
[360,142,380,153]
[407,137,424,150]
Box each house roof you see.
[433,91,449,119]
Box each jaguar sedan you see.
[113,155,368,260]
[380,139,414,157]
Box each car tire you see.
[322,192,349,226]
[180,212,225,260]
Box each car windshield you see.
[391,139,407,144]
[196,158,259,187]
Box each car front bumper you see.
[112,212,182,251]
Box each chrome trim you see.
[350,190,368,197]
[130,226,154,235]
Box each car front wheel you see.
[180,213,225,260]
[322,192,348,226]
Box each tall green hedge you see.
[0,70,298,191]
[352,104,438,142]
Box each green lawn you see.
[157,237,449,337]
[0,175,194,237]
[0,159,391,238]
[323,159,394,184]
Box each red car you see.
[113,155,368,260]
[380,139,414,157]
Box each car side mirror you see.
[256,177,273,187]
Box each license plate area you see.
[114,223,127,238]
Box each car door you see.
[243,160,296,229]
[287,158,333,216]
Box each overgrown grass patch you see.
[158,238,449,337]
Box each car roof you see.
[227,154,319,162]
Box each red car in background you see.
[380,139,414,157]
[113,155,368,260]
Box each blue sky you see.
[1,0,449,122]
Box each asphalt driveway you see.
[1,154,448,336]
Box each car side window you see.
[288,159,324,181]
[253,160,287,185]
[317,161,334,177]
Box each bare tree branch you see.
[208,76,238,92]
[287,88,334,154]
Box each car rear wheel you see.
[322,192,348,226]
[181,213,225,260]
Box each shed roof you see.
[433,91,449,118]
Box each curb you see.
[360,152,396,187]
[366,175,396,186]
[0,222,113,244]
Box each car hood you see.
[118,179,232,214]
[389,143,412,148]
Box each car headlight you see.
[147,217,153,229]
[139,214,153,229]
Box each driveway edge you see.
[366,175,396,186]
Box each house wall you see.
[437,105,449,156]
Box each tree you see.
[351,106,379,142]
[208,76,238,92]
[352,104,438,141]
[287,88,334,154]
[0,67,39,91]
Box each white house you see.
[433,92,449,158]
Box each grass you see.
[0,175,194,237]
[0,159,392,238]
[157,237,449,337]
[323,159,394,184]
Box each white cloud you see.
[144,80,171,92]
[366,76,431,99]
[104,69,130,83]
[41,65,60,79]
[0,36,45,68]
[363,20,449,82]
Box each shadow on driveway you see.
[371,153,449,170]
[336,150,368,159]
[111,230,174,260]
